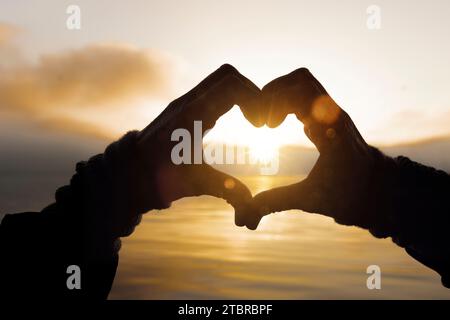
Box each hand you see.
[136,64,263,229]
[252,68,390,230]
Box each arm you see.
[252,68,450,288]
[0,131,156,299]
[0,64,263,299]
[369,152,450,287]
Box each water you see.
[109,176,450,299]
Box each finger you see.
[281,84,363,154]
[261,68,311,127]
[252,179,325,217]
[139,64,263,148]
[262,68,329,124]
[261,87,289,128]
[236,75,266,127]
[182,65,263,130]
[262,68,347,152]
[175,64,259,111]
[184,164,259,229]
[140,64,243,137]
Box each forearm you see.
[0,130,161,298]
[367,148,450,286]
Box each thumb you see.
[186,164,259,229]
[253,179,324,217]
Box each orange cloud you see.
[0,22,20,45]
[0,23,176,139]
[35,116,113,140]
[0,43,172,113]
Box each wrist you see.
[70,131,150,244]
[101,130,171,235]
[364,146,400,239]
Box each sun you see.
[248,126,280,164]
[202,108,309,165]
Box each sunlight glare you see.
[248,126,280,164]
[203,106,311,149]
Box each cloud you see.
[373,109,450,145]
[0,43,172,113]
[0,22,20,46]
[0,24,176,138]
[0,23,23,67]
[35,116,113,140]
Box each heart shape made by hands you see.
[138,64,377,231]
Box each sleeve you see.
[0,130,164,299]
[367,150,450,288]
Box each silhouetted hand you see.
[136,64,263,229]
[252,68,388,230]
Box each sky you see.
[2,1,450,298]
[1,0,450,148]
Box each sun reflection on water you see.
[111,175,450,299]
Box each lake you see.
[109,175,450,299]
